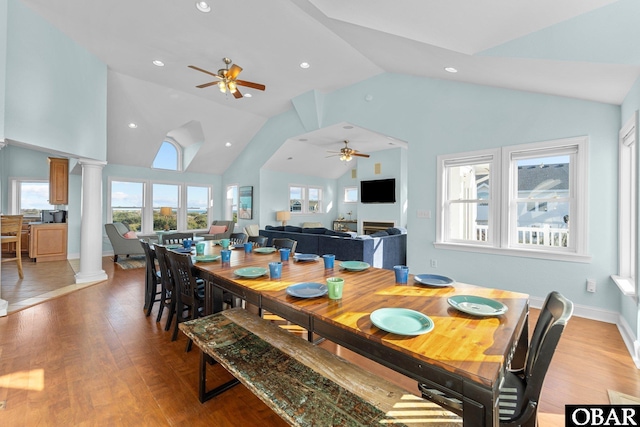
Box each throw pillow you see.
[370,231,389,237]
[386,227,402,235]
[124,231,138,239]
[208,225,227,234]
[302,221,323,228]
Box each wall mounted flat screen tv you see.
[360,178,396,204]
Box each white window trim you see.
[289,184,324,214]
[435,137,591,263]
[343,186,358,203]
[107,177,212,233]
[612,112,638,297]
[226,184,239,222]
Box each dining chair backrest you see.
[166,250,201,309]
[272,238,297,253]
[230,232,248,245]
[153,244,173,293]
[1,215,23,237]
[161,232,194,245]
[247,235,268,248]
[498,291,573,426]
[140,239,158,281]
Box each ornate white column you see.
[0,140,7,315]
[75,158,108,283]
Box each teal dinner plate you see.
[294,254,320,261]
[447,295,508,317]
[286,282,328,298]
[165,244,182,249]
[340,261,370,271]
[234,267,268,278]
[370,308,434,336]
[254,247,277,254]
[195,255,220,262]
[414,274,454,287]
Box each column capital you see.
[77,158,107,168]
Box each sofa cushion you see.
[265,225,285,231]
[386,227,402,235]
[325,230,352,238]
[284,225,303,233]
[370,231,389,237]
[208,225,227,234]
[302,222,323,228]
[303,227,328,234]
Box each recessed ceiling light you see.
[287,157,293,160]
[196,1,211,12]
[225,142,232,147]
[244,93,252,98]
[444,67,458,73]
[343,125,354,129]
[299,62,310,69]
[128,123,138,129]
[152,60,164,67]
[298,138,308,142]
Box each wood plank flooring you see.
[0,258,639,426]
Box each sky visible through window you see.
[21,182,54,210]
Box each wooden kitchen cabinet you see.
[29,223,67,262]
[48,157,69,205]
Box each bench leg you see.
[198,351,240,403]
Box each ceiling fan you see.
[326,140,370,162]
[188,57,265,99]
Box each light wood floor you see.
[0,259,639,426]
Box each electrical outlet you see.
[417,210,431,219]
[430,259,437,268]
[587,279,596,293]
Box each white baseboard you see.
[529,295,640,369]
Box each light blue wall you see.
[230,72,621,316]
[4,0,106,160]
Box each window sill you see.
[611,275,637,297]
[433,242,592,263]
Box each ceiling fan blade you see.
[236,80,266,91]
[188,65,221,79]
[196,81,218,89]
[232,88,243,99]
[352,153,370,158]
[228,64,243,80]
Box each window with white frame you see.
[289,185,323,214]
[226,185,238,222]
[344,186,358,203]
[436,136,589,261]
[613,113,637,295]
[152,140,181,171]
[9,179,56,219]
[107,179,212,233]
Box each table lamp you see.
[160,207,173,231]
[276,211,291,227]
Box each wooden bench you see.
[179,308,462,426]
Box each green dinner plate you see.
[447,295,508,316]
[234,267,268,278]
[254,247,277,254]
[370,308,434,335]
[195,255,220,262]
[340,261,370,271]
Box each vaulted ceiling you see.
[20,0,640,176]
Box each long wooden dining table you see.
[191,241,529,427]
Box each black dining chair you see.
[153,244,176,330]
[166,250,206,351]
[418,291,574,426]
[140,239,162,316]
[229,232,248,245]
[161,232,194,245]
[272,238,297,253]
[247,235,268,248]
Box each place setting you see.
[369,307,434,336]
[285,276,341,299]
[339,261,370,272]
[293,253,320,262]
[413,273,455,287]
[447,295,508,317]
[234,266,269,279]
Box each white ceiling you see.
[20,0,640,177]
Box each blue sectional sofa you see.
[259,225,406,270]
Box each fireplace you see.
[362,221,395,235]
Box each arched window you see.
[152,140,181,171]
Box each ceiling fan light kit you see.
[189,57,265,99]
[327,140,370,162]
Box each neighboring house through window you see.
[289,185,323,214]
[436,136,589,262]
